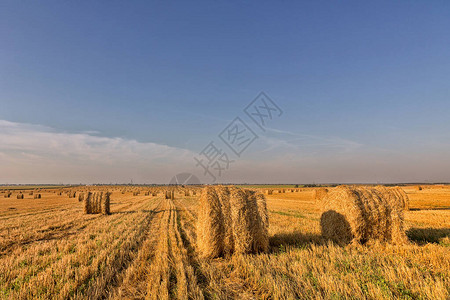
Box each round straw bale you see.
[197,186,224,258]
[319,185,407,245]
[84,192,92,214]
[390,186,409,211]
[314,188,329,201]
[229,187,257,254]
[253,191,269,252]
[102,192,111,215]
[215,186,234,256]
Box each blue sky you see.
[1,1,450,184]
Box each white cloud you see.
[0,120,196,183]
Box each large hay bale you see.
[197,186,269,258]
[216,186,234,256]
[319,185,407,245]
[84,192,92,214]
[34,194,41,199]
[17,193,24,199]
[253,191,269,252]
[229,188,254,254]
[389,186,409,211]
[197,187,224,258]
[314,188,329,201]
[102,192,111,215]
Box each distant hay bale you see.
[152,192,157,196]
[84,192,109,214]
[78,193,85,202]
[197,186,269,258]
[17,193,24,199]
[319,185,407,245]
[133,191,140,196]
[34,194,41,199]
[96,192,102,213]
[29,191,34,196]
[4,192,11,198]
[185,190,190,196]
[417,186,423,191]
[165,190,175,200]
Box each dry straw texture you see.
[83,192,110,214]
[197,186,224,258]
[78,193,84,202]
[165,191,175,200]
[197,186,269,258]
[390,186,409,211]
[314,188,329,201]
[101,192,111,215]
[319,185,407,245]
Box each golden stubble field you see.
[0,185,449,299]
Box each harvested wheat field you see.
[0,185,448,299]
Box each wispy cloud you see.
[255,127,363,155]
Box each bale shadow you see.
[409,207,450,211]
[320,210,353,246]
[407,227,450,245]
[112,210,138,215]
[269,231,324,253]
